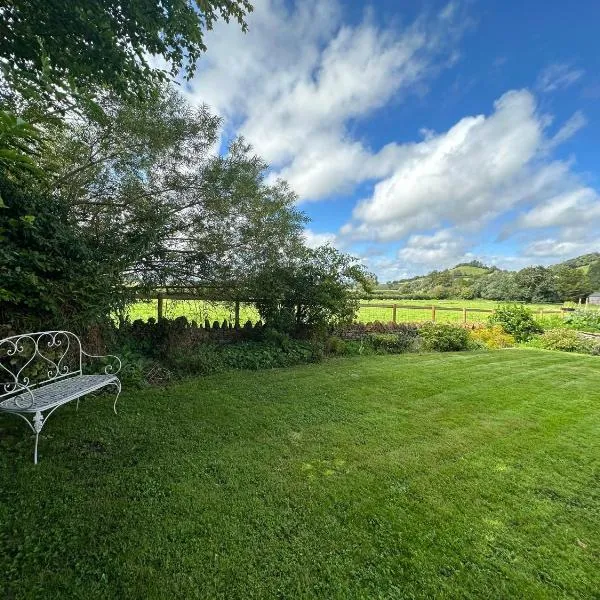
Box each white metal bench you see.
[0,330,121,463]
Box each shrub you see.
[528,329,593,354]
[165,339,323,377]
[563,309,600,332]
[418,323,471,352]
[488,304,542,342]
[367,332,417,354]
[470,325,515,349]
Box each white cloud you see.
[187,0,467,201]
[302,229,338,249]
[396,229,469,268]
[536,63,584,93]
[344,90,544,241]
[341,90,597,249]
[523,239,593,258]
[516,187,600,229]
[544,110,587,151]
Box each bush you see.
[418,323,471,352]
[469,325,515,349]
[563,309,600,332]
[527,329,594,354]
[165,339,323,377]
[488,304,542,342]
[367,332,417,354]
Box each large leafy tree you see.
[588,261,600,291]
[553,266,593,302]
[0,172,123,329]
[1,0,253,111]
[47,89,307,298]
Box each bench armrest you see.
[81,351,122,376]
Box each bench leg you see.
[113,381,122,415]
[32,411,44,465]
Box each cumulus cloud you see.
[536,63,584,93]
[302,229,338,249]
[342,90,596,250]
[186,0,467,200]
[344,90,544,241]
[516,187,600,229]
[523,239,592,258]
[396,229,469,269]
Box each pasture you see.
[126,298,567,326]
[2,350,599,599]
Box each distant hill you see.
[559,252,600,269]
[372,254,600,302]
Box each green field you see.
[127,299,260,324]
[127,298,571,326]
[358,298,566,325]
[1,350,599,598]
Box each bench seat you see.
[0,330,122,463]
[0,374,119,413]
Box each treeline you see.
[377,258,600,302]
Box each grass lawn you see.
[1,350,599,599]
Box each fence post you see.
[157,293,164,320]
[431,305,436,322]
[392,304,397,324]
[463,307,467,324]
[234,300,241,329]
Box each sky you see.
[183,0,600,281]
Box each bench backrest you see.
[0,331,83,401]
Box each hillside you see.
[372,254,600,302]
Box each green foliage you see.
[418,323,471,352]
[0,173,125,330]
[47,90,307,294]
[563,309,600,332]
[469,325,515,349]
[527,329,595,354]
[254,245,372,334]
[166,340,322,376]
[0,111,43,185]
[553,265,593,302]
[366,330,419,354]
[488,304,543,342]
[588,261,600,290]
[1,0,253,112]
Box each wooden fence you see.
[358,303,567,324]
[139,293,570,326]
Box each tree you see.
[588,261,600,291]
[1,0,253,111]
[553,266,593,302]
[513,266,558,303]
[47,90,307,297]
[0,110,43,185]
[254,246,373,334]
[0,171,123,329]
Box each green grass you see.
[127,298,570,326]
[1,350,600,599]
[358,299,566,325]
[126,299,260,324]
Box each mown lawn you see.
[1,350,599,599]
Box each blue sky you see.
[185,0,600,280]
